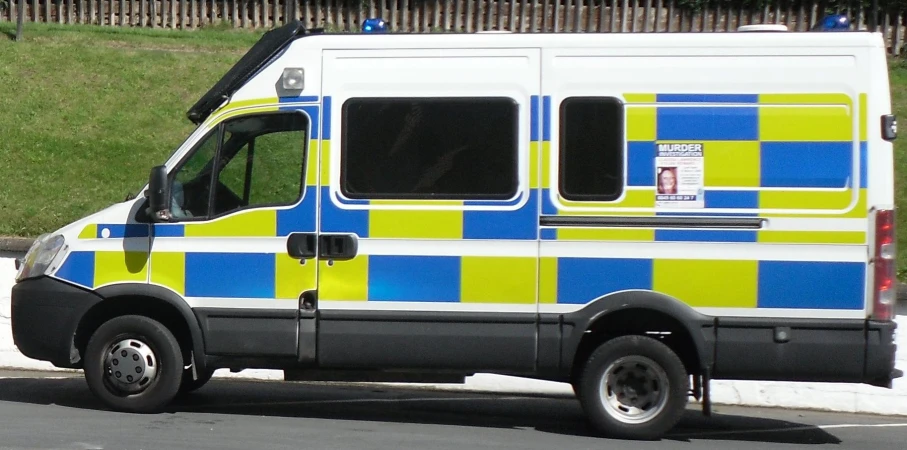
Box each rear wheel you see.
[83,315,183,413]
[577,335,689,440]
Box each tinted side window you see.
[341,98,519,200]
[167,112,307,221]
[213,113,308,216]
[559,97,625,201]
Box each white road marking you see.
[670,422,907,438]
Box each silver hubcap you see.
[103,339,158,394]
[599,355,670,424]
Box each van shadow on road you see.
[0,376,844,445]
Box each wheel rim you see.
[102,338,159,395]
[599,355,670,424]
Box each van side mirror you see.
[147,165,172,222]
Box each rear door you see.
[314,47,543,372]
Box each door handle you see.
[319,234,358,261]
[287,232,317,259]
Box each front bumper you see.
[11,277,103,369]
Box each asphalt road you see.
[0,370,905,450]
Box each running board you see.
[284,369,468,384]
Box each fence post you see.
[16,0,24,41]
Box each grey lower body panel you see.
[192,305,899,388]
[316,310,539,372]
[710,318,899,387]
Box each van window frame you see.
[557,96,626,202]
[338,96,521,201]
[164,109,311,222]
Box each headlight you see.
[15,234,65,282]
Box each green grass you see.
[3,23,907,274]
[0,22,263,236]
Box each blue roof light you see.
[362,18,388,33]
[817,14,851,31]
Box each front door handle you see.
[287,232,317,259]
[319,234,358,261]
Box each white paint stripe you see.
[131,238,868,263]
[541,241,867,262]
[185,297,299,310]
[358,239,538,257]
[669,422,907,439]
[692,307,866,319]
[150,237,288,253]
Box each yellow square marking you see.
[623,93,657,103]
[530,142,540,189]
[653,259,757,308]
[759,105,853,142]
[319,256,368,301]
[760,188,866,218]
[541,141,552,189]
[369,209,463,239]
[557,228,655,241]
[306,139,319,186]
[626,106,657,142]
[539,257,558,304]
[79,224,97,239]
[275,253,317,300]
[184,210,277,237]
[702,141,760,187]
[859,93,868,142]
[150,252,185,295]
[95,251,149,287]
[320,140,331,185]
[758,230,866,244]
[460,257,537,304]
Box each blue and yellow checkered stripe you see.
[53,248,866,311]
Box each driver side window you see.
[168,111,308,221]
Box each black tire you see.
[179,367,215,395]
[83,315,184,413]
[576,335,689,440]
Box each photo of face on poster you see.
[657,167,678,194]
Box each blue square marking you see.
[757,261,865,310]
[557,258,653,304]
[761,142,852,188]
[185,253,276,298]
[368,255,461,302]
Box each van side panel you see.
[540,47,872,381]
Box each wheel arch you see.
[75,284,207,372]
[561,290,716,379]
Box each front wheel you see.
[83,315,184,413]
[577,335,689,440]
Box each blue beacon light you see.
[363,18,388,33]
[817,14,851,31]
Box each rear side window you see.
[340,97,519,200]
[559,97,625,201]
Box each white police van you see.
[12,15,901,440]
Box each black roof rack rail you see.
[186,20,312,125]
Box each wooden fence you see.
[2,1,906,54]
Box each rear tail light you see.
[872,209,896,321]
